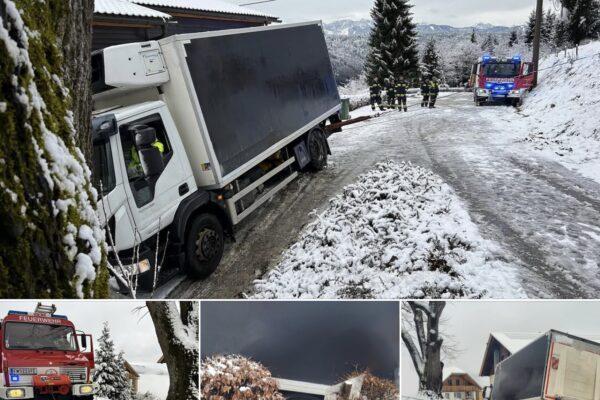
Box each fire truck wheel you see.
[185,213,224,279]
[307,128,328,171]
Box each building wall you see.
[443,375,483,400]
[92,24,164,51]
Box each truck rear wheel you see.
[307,128,328,171]
[185,213,224,279]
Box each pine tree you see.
[554,18,570,49]
[543,10,558,47]
[94,323,133,400]
[561,0,600,45]
[470,29,477,43]
[420,39,442,81]
[525,10,537,45]
[508,30,519,47]
[365,0,420,85]
[480,34,497,54]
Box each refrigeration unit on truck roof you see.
[0,304,97,400]
[90,22,341,290]
[490,330,600,400]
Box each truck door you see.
[545,342,600,400]
[117,106,195,246]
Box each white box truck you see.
[485,330,600,400]
[90,22,341,291]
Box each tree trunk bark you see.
[56,0,94,163]
[147,301,199,400]
[0,0,108,298]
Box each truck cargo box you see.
[492,330,600,400]
[160,22,341,187]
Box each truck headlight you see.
[6,388,26,398]
[137,259,151,274]
[79,385,94,395]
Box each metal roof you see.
[95,0,172,19]
[131,0,276,19]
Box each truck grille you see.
[8,366,87,386]
[59,366,88,383]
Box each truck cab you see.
[0,304,97,400]
[91,23,341,294]
[471,54,535,106]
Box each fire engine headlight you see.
[6,388,26,398]
[74,383,97,396]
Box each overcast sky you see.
[401,301,600,397]
[0,301,162,364]
[226,0,559,27]
[201,301,399,385]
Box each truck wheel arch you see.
[172,191,232,247]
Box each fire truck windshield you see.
[4,323,77,351]
[483,63,518,78]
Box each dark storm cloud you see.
[201,301,399,385]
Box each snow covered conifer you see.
[561,0,600,45]
[420,38,442,81]
[525,10,537,45]
[365,0,420,85]
[480,34,497,54]
[508,30,519,47]
[0,0,108,298]
[94,322,133,400]
[470,29,477,43]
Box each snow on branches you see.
[201,355,284,400]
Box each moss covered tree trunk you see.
[147,301,199,400]
[0,0,108,298]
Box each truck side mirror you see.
[80,334,87,349]
[132,125,164,178]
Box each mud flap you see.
[294,141,311,170]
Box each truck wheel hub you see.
[309,134,324,160]
[196,229,219,261]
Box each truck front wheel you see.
[185,213,224,279]
[307,128,328,171]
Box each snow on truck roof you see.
[95,0,172,19]
[131,0,276,18]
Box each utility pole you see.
[531,0,544,87]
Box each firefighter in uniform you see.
[420,79,430,107]
[385,78,397,110]
[396,77,408,112]
[429,79,440,108]
[370,83,384,111]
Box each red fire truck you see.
[470,54,535,106]
[0,304,98,399]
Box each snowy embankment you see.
[486,41,600,183]
[252,161,526,299]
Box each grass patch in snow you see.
[252,161,525,299]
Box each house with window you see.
[93,0,280,51]
[442,367,483,400]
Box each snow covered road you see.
[172,93,600,299]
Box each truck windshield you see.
[92,139,116,195]
[483,63,518,78]
[4,323,77,351]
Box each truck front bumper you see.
[475,88,526,101]
[72,383,99,396]
[0,386,34,399]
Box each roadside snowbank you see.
[485,41,600,183]
[252,161,525,299]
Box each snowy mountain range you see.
[323,19,521,37]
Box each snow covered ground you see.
[252,161,525,299]
[481,41,600,184]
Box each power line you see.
[238,0,276,6]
